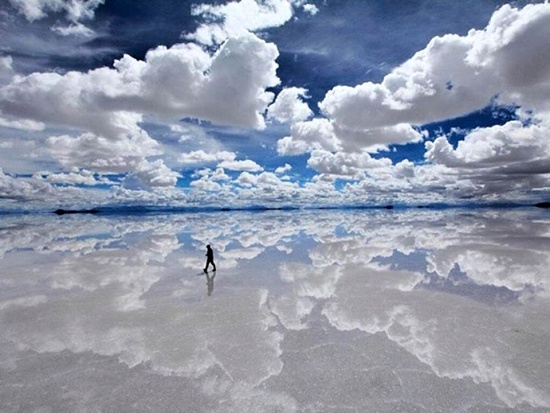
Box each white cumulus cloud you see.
[132,160,181,188]
[275,163,292,174]
[46,130,161,173]
[424,120,550,197]
[319,3,550,130]
[267,87,313,124]
[274,2,550,203]
[186,0,317,46]
[0,33,280,133]
[35,168,110,186]
[278,118,424,155]
[307,149,392,178]
[0,32,281,189]
[178,150,237,166]
[218,159,264,172]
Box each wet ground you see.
[1,208,549,412]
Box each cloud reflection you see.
[1,209,549,410]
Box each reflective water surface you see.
[1,209,550,412]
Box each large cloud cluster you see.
[319,3,550,130]
[0,26,280,191]
[425,120,550,196]
[2,1,550,207]
[0,33,279,132]
[277,3,550,202]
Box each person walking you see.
[204,244,216,272]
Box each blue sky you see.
[0,0,549,209]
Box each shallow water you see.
[1,209,550,412]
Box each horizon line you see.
[1,202,549,216]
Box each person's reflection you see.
[205,271,215,296]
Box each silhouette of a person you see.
[204,244,216,272]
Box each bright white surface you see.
[1,209,549,411]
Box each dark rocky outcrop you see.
[53,209,100,215]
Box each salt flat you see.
[1,209,549,412]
